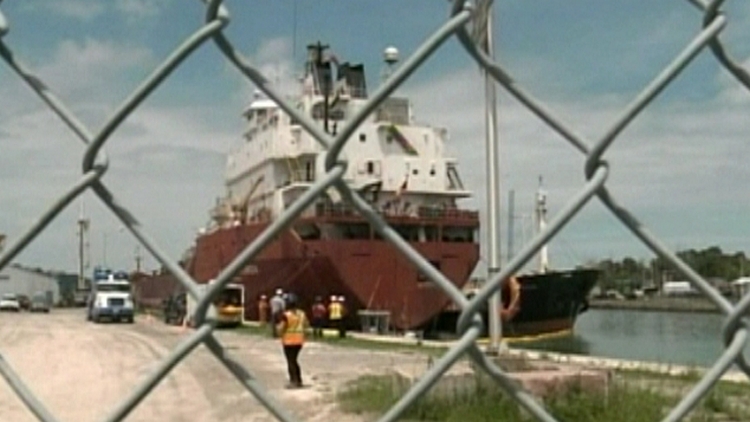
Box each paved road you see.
[0,309,436,421]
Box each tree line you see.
[593,246,748,291]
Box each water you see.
[512,309,750,368]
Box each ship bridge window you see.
[375,98,409,125]
[330,109,345,120]
[442,226,474,243]
[312,104,345,121]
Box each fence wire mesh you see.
[1,0,749,421]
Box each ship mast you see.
[307,42,332,133]
[535,176,549,273]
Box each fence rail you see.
[1,0,749,421]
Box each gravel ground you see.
[0,309,440,422]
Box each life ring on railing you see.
[499,276,521,322]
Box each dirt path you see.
[0,309,435,421]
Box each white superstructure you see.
[210,43,471,229]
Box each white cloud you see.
[114,0,166,19]
[223,37,298,108]
[36,38,154,104]
[21,0,105,21]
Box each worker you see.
[310,296,327,338]
[270,288,286,337]
[258,294,269,327]
[276,293,309,388]
[328,295,345,338]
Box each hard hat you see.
[260,295,267,299]
[330,295,337,301]
[338,295,345,302]
[275,288,283,295]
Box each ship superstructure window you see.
[340,223,370,240]
[359,133,366,142]
[312,103,345,121]
[293,223,321,240]
[447,164,464,190]
[375,98,409,125]
[393,224,419,242]
[442,226,474,243]
[424,226,439,242]
[305,161,314,181]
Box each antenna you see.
[535,176,549,273]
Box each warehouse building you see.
[0,264,61,305]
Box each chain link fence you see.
[1,0,749,421]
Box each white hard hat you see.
[330,295,337,301]
[276,288,283,295]
[338,295,345,302]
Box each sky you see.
[2,0,750,278]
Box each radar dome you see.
[383,46,399,64]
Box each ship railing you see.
[312,202,478,221]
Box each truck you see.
[185,280,244,328]
[86,267,134,323]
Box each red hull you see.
[186,216,479,330]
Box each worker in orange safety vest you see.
[276,293,309,388]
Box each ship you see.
[133,42,598,336]
[181,42,481,331]
[429,180,599,339]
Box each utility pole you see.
[134,244,142,273]
[77,204,90,291]
[473,0,504,354]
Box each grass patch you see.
[337,374,527,421]
[616,366,750,418]
[337,372,750,422]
